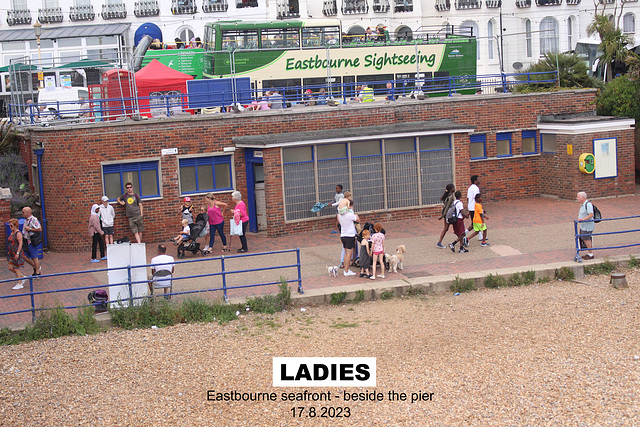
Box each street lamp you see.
[33,20,43,88]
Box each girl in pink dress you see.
[370,222,385,280]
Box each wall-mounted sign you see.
[567,144,573,155]
[161,148,178,155]
[578,153,595,174]
[254,150,263,158]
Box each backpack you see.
[88,289,108,312]
[589,202,602,224]
[446,203,458,224]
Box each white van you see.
[37,87,89,118]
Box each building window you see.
[522,130,537,154]
[487,20,494,60]
[179,155,233,195]
[567,16,573,50]
[462,21,480,59]
[541,133,557,153]
[178,28,195,45]
[525,19,532,57]
[281,136,453,221]
[103,161,160,201]
[496,132,512,157]
[540,17,559,54]
[624,13,635,35]
[470,134,486,159]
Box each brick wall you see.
[20,89,632,251]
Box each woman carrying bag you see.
[230,191,249,253]
[7,218,26,290]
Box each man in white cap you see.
[99,195,116,246]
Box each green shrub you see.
[628,256,640,269]
[353,290,365,303]
[521,270,536,285]
[485,274,507,289]
[109,300,182,329]
[75,306,100,336]
[584,260,617,275]
[451,276,475,293]
[537,276,551,283]
[26,306,76,340]
[246,278,292,314]
[555,267,575,281]
[330,292,347,305]
[380,291,394,300]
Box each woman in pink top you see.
[205,193,228,252]
[232,191,249,252]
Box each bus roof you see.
[207,19,342,31]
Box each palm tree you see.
[587,14,633,81]
[515,52,600,92]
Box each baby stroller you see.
[176,212,209,259]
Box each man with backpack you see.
[576,191,595,260]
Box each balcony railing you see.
[394,0,413,11]
[456,0,481,8]
[373,0,390,11]
[7,9,32,26]
[172,0,197,13]
[134,0,159,16]
[485,0,501,6]
[342,0,369,13]
[536,0,561,5]
[434,0,451,10]
[101,3,127,19]
[38,7,63,23]
[515,0,531,7]
[323,0,338,14]
[277,0,300,18]
[70,4,95,20]
[203,0,228,12]
[236,0,258,7]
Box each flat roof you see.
[233,120,474,148]
[0,23,130,42]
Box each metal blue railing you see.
[10,71,557,125]
[574,215,640,262]
[0,248,303,324]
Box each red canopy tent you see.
[135,59,194,117]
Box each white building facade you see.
[0,0,636,104]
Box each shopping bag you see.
[230,219,243,236]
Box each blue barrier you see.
[0,248,302,324]
[574,215,640,262]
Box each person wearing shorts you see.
[337,202,359,277]
[22,207,43,276]
[448,191,469,253]
[576,191,595,259]
[99,195,115,246]
[117,182,144,243]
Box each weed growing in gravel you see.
[0,306,101,345]
[353,290,365,303]
[406,287,425,296]
[537,276,550,283]
[521,270,536,285]
[180,298,243,323]
[110,300,183,329]
[330,322,358,329]
[451,276,475,293]
[555,267,575,281]
[584,259,617,276]
[246,278,292,314]
[330,292,347,305]
[380,291,394,300]
[485,274,507,289]
[628,256,640,269]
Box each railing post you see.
[221,256,228,303]
[127,264,133,307]
[296,248,303,294]
[574,220,582,263]
[165,95,171,117]
[29,276,36,324]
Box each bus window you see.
[203,26,215,51]
[222,30,258,50]
[261,28,300,49]
[302,28,323,47]
[324,27,340,46]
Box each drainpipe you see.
[34,148,47,247]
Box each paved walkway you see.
[1,190,639,329]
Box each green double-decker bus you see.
[201,19,477,95]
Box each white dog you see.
[326,265,339,277]
[388,245,406,273]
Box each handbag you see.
[29,231,43,247]
[230,219,243,236]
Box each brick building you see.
[18,89,635,252]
